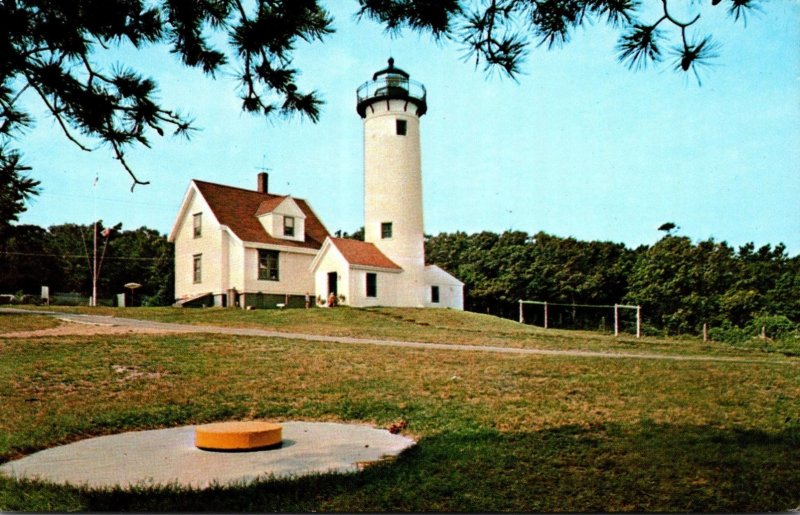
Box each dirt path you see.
[1,308,185,338]
[0,308,793,365]
[2,321,184,338]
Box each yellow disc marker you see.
[195,421,282,451]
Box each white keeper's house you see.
[168,59,464,310]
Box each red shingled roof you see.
[329,237,402,270]
[255,196,288,216]
[193,180,329,249]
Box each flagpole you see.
[92,220,97,307]
[92,173,98,307]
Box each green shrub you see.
[708,315,799,356]
[745,315,798,341]
[708,320,749,344]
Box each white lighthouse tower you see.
[357,58,429,306]
[311,59,462,309]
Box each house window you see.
[366,273,377,298]
[431,286,440,304]
[283,216,295,237]
[193,254,202,283]
[193,213,202,238]
[396,119,407,136]
[381,222,393,239]
[258,249,279,281]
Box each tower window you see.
[283,216,295,237]
[193,254,202,283]
[431,286,440,304]
[258,249,280,281]
[396,119,407,136]
[193,213,202,238]
[381,222,393,239]
[366,273,377,298]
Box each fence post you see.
[544,301,548,329]
[636,305,641,339]
[703,323,708,342]
[614,304,619,337]
[519,300,523,324]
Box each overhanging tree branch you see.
[0,0,766,195]
[24,71,94,153]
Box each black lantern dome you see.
[356,58,427,118]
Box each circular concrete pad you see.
[0,422,415,489]
[195,421,282,451]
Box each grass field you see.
[0,312,61,333]
[10,305,799,358]
[1,308,798,511]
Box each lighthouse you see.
[309,59,462,309]
[357,58,428,306]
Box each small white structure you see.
[310,237,403,307]
[170,60,463,310]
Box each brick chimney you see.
[257,172,268,193]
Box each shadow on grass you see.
[2,421,798,512]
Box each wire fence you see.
[519,300,642,337]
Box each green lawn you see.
[0,313,61,333]
[1,310,798,511]
[13,305,798,358]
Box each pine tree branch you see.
[24,70,94,153]
[109,137,150,192]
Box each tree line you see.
[0,223,173,306]
[425,231,800,338]
[3,222,798,340]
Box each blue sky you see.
[16,1,800,254]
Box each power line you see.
[36,192,176,209]
[0,251,166,261]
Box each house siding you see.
[174,191,225,301]
[423,265,464,310]
[349,269,401,307]
[313,246,350,306]
[243,246,315,297]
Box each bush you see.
[746,315,798,341]
[708,320,749,345]
[708,315,799,356]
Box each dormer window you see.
[283,216,295,237]
[193,213,202,238]
[256,196,305,241]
